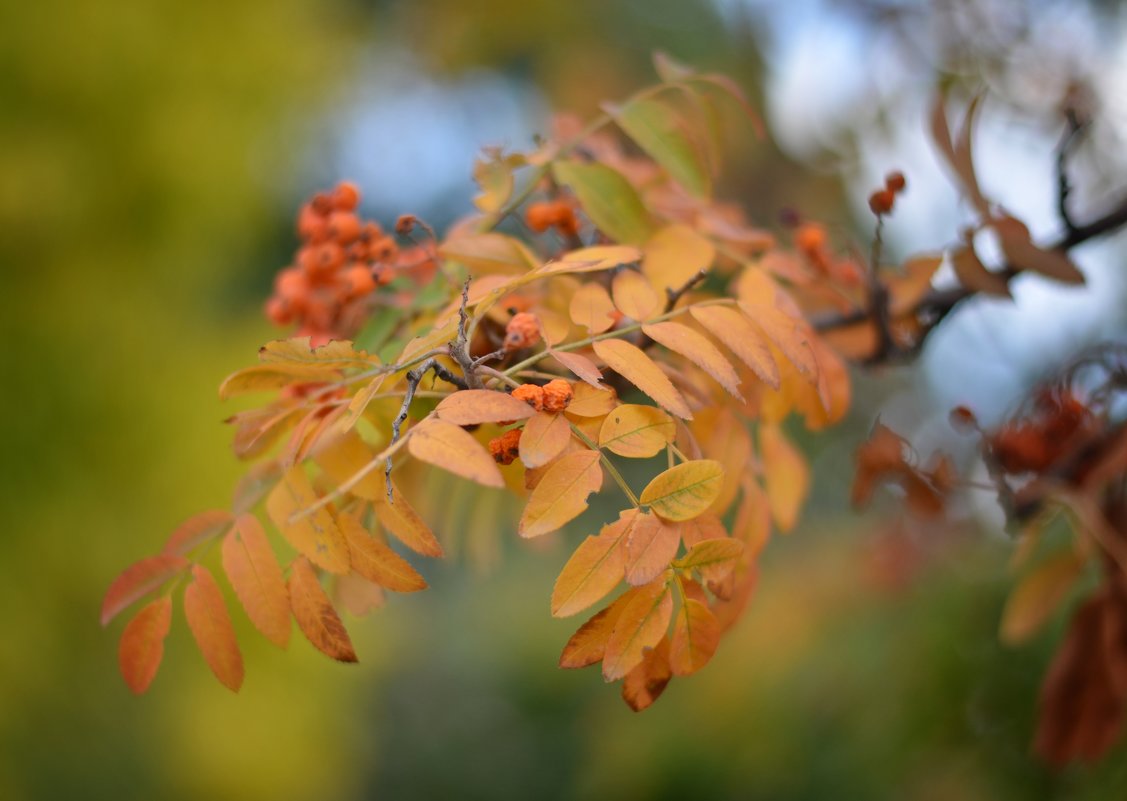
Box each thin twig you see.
[664,269,709,313]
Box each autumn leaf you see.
[603,578,674,681]
[551,510,635,617]
[1000,550,1086,645]
[593,339,693,419]
[334,573,386,618]
[519,450,603,538]
[559,593,633,668]
[288,556,358,663]
[519,411,572,469]
[639,460,724,522]
[435,389,538,426]
[118,597,173,694]
[541,245,643,275]
[438,232,539,274]
[258,338,372,368]
[183,564,244,692]
[642,224,715,293]
[551,162,654,245]
[221,514,291,648]
[339,513,427,593]
[642,321,742,399]
[669,593,720,677]
[102,554,189,627]
[313,430,384,501]
[372,484,444,558]
[611,269,661,321]
[608,96,711,197]
[950,243,1011,297]
[408,416,504,488]
[621,637,673,711]
[162,510,234,556]
[598,404,675,458]
[551,351,605,389]
[218,363,341,400]
[563,381,616,417]
[759,423,808,532]
[569,282,617,334]
[674,537,744,585]
[624,511,680,586]
[266,467,351,574]
[741,303,817,380]
[690,305,780,389]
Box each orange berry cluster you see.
[525,199,579,236]
[489,429,522,465]
[265,181,399,346]
[511,379,573,413]
[504,312,542,352]
[868,171,907,216]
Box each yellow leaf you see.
[759,423,808,533]
[258,338,373,368]
[438,232,539,274]
[642,224,715,293]
[740,303,817,380]
[569,283,617,334]
[288,556,357,662]
[669,597,720,676]
[519,450,603,538]
[435,389,538,426]
[540,245,643,275]
[265,467,351,574]
[643,321,741,399]
[184,564,244,692]
[221,515,291,648]
[313,430,384,501]
[603,579,674,680]
[519,411,572,469]
[407,416,504,488]
[593,339,692,419]
[1000,550,1085,645]
[690,305,779,389]
[551,509,636,617]
[640,460,724,522]
[563,380,616,417]
[339,513,427,593]
[342,373,388,431]
[598,404,675,458]
[219,363,341,400]
[611,269,661,321]
[674,537,744,585]
[372,483,444,558]
[559,592,634,668]
[624,511,680,586]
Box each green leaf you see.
[606,96,711,198]
[551,161,654,245]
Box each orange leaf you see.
[334,573,386,617]
[551,509,636,617]
[741,303,817,380]
[674,537,743,584]
[184,564,244,692]
[690,305,779,389]
[680,513,727,548]
[102,554,189,627]
[339,513,427,593]
[408,416,504,488]
[598,404,675,458]
[372,483,444,557]
[563,381,616,417]
[313,430,384,501]
[435,389,538,426]
[266,467,351,574]
[162,510,234,556]
[621,637,673,711]
[669,595,720,676]
[519,450,603,538]
[611,269,661,321]
[760,423,808,533]
[519,411,572,469]
[639,460,724,522]
[559,592,633,668]
[550,351,605,388]
[642,224,715,293]
[593,339,692,419]
[569,283,617,334]
[643,320,742,399]
[603,578,674,681]
[288,556,357,662]
[624,511,680,586]
[118,596,173,694]
[221,515,291,648]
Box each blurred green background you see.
[4,0,1127,798]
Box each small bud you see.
[395,214,417,236]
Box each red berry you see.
[328,211,361,244]
[344,265,377,297]
[885,171,907,193]
[332,181,361,211]
[868,189,896,216]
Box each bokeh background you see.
[5,0,1127,798]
